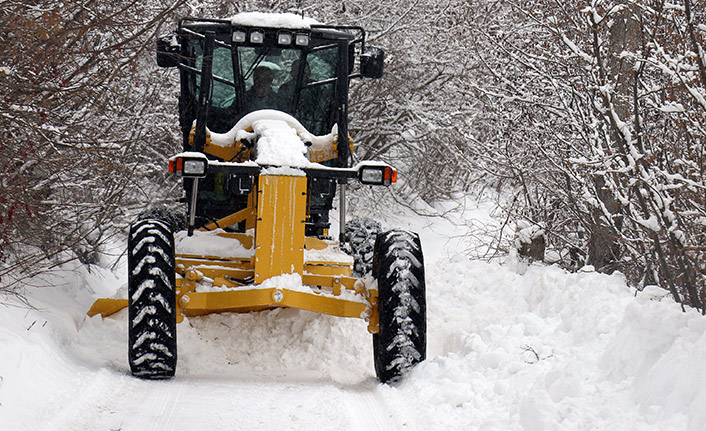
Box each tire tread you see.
[372,230,426,384]
[128,219,177,379]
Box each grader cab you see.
[88,13,426,384]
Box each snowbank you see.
[382,258,699,430]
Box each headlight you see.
[358,164,397,186]
[183,159,207,176]
[295,33,309,46]
[360,168,383,184]
[250,30,264,44]
[168,155,208,178]
[232,29,247,43]
[278,31,293,45]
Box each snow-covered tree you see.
[466,0,706,311]
[0,1,186,289]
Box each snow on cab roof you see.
[229,12,321,29]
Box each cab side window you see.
[297,47,337,135]
[187,40,237,132]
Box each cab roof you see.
[179,14,356,42]
[229,12,320,29]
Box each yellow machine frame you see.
[88,172,380,334]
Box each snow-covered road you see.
[2,197,705,430]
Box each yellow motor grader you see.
[88,13,425,384]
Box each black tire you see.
[342,218,382,276]
[137,207,183,233]
[127,219,177,379]
[372,230,426,384]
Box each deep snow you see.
[1,195,705,430]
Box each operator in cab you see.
[244,65,278,112]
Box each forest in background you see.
[1,0,704,312]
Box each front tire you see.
[372,230,426,383]
[127,219,177,379]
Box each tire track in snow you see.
[339,373,397,430]
[37,367,114,431]
[142,380,185,431]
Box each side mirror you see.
[156,35,179,68]
[360,46,384,79]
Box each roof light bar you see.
[250,30,264,44]
[277,31,293,45]
[295,33,309,46]
[232,29,247,43]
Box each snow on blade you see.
[174,229,253,258]
[304,240,354,264]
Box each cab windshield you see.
[187,39,339,136]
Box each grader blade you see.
[87,298,128,318]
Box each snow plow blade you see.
[87,298,128,318]
[177,284,370,319]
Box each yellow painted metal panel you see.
[201,209,256,233]
[215,232,253,241]
[184,267,254,281]
[304,264,352,277]
[245,190,257,231]
[176,257,252,269]
[254,175,307,283]
[308,140,337,163]
[304,259,353,266]
[301,274,358,290]
[86,298,128,317]
[180,287,368,319]
[304,237,329,250]
[189,126,253,162]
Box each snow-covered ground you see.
[1,195,705,430]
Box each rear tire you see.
[343,218,382,276]
[137,207,183,233]
[372,230,426,384]
[127,219,177,379]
